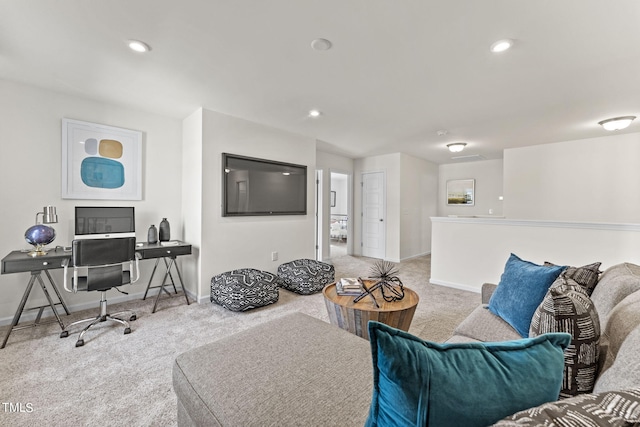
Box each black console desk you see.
[136,242,192,313]
[1,241,192,349]
[1,249,71,349]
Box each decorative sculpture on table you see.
[354,259,405,305]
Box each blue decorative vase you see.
[25,224,56,256]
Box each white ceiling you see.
[2,0,639,164]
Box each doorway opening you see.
[330,172,349,259]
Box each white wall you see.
[186,109,317,300]
[0,79,183,323]
[504,133,640,222]
[431,132,640,292]
[330,174,348,216]
[400,154,438,260]
[181,109,203,296]
[353,153,438,262]
[438,159,504,217]
[431,217,640,292]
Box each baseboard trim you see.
[429,278,481,294]
[0,290,148,327]
[400,251,431,262]
[0,287,202,327]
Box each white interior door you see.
[362,171,385,259]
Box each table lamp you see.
[25,206,58,257]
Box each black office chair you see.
[60,237,140,347]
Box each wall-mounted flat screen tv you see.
[222,153,307,216]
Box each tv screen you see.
[75,206,135,239]
[222,153,307,216]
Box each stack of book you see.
[336,278,364,296]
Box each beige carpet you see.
[0,254,478,426]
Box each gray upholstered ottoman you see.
[277,258,335,295]
[172,312,372,426]
[210,268,279,311]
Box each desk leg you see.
[152,257,191,313]
[162,258,178,294]
[142,258,161,300]
[1,275,37,349]
[173,260,191,307]
[44,270,70,315]
[36,274,65,330]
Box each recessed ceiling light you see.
[447,142,467,153]
[308,109,322,118]
[128,40,151,53]
[598,116,636,131]
[311,38,332,51]
[490,39,513,53]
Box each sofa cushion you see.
[365,321,570,427]
[488,253,566,337]
[493,388,640,426]
[453,305,521,343]
[590,263,640,329]
[595,325,640,394]
[529,280,600,398]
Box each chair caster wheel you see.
[60,331,69,338]
[124,327,131,335]
[129,315,137,321]
[75,339,84,347]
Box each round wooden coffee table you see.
[323,281,419,340]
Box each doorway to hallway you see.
[330,172,349,259]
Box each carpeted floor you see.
[0,254,479,426]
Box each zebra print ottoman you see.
[210,268,279,311]
[277,259,335,295]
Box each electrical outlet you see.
[271,251,278,261]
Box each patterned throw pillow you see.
[529,279,600,398]
[545,261,602,295]
[493,388,640,426]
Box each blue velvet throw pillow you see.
[488,253,566,337]
[365,322,571,427]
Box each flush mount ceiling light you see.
[127,40,151,53]
[598,116,636,131]
[490,39,513,53]
[311,38,332,51]
[308,109,322,118]
[447,142,467,153]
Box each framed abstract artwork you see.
[446,179,475,205]
[61,118,142,200]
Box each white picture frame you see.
[62,118,142,200]
[446,179,475,205]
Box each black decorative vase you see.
[147,225,158,244]
[159,218,170,242]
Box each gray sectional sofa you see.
[172,262,640,426]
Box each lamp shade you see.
[25,224,56,247]
[42,206,58,223]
